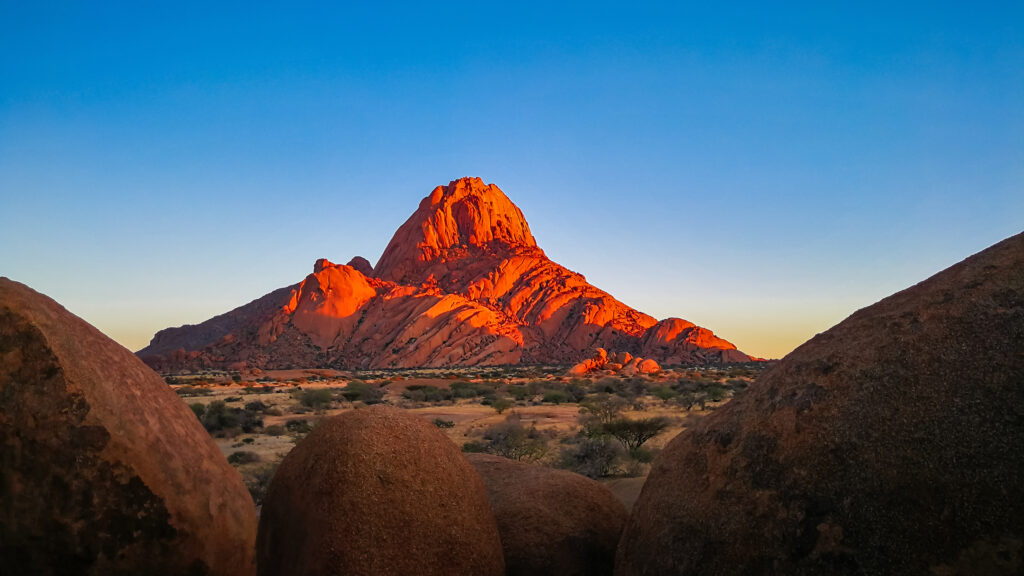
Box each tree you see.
[603,417,668,453]
[491,397,513,414]
[482,419,548,462]
[652,386,678,404]
[579,393,628,424]
[543,389,570,404]
[558,436,620,478]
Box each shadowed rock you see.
[467,453,627,576]
[257,405,504,576]
[0,278,257,576]
[615,231,1024,575]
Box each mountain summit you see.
[139,178,750,370]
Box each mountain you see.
[138,177,751,371]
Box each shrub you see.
[542,389,571,404]
[565,384,588,403]
[462,441,487,453]
[506,385,531,401]
[433,418,455,428]
[481,419,548,462]
[264,425,286,436]
[558,436,620,478]
[579,393,628,427]
[401,385,451,403]
[245,462,279,506]
[244,400,269,412]
[189,403,206,419]
[295,388,334,409]
[227,451,261,465]
[652,386,678,404]
[285,419,313,434]
[201,400,263,434]
[341,381,384,404]
[491,397,513,414]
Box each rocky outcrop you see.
[467,453,627,576]
[0,278,257,576]
[570,349,661,377]
[345,255,373,276]
[615,231,1024,575]
[257,406,504,576]
[139,178,751,370]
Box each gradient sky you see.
[1,2,1021,359]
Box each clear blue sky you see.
[1,2,1021,359]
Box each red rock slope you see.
[138,177,750,370]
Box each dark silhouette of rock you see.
[257,405,504,576]
[138,177,751,370]
[0,278,257,576]
[615,231,1024,575]
[467,453,627,576]
[345,255,373,276]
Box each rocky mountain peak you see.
[373,177,540,284]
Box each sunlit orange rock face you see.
[139,177,752,370]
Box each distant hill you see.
[138,177,751,370]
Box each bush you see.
[341,381,384,404]
[245,462,279,506]
[202,400,263,434]
[295,388,334,409]
[565,384,588,403]
[461,441,487,453]
[433,418,455,428]
[189,403,206,419]
[506,385,531,401]
[579,393,628,429]
[652,386,678,404]
[558,436,620,478]
[227,451,261,465]
[542,389,571,404]
[244,400,269,412]
[481,418,548,462]
[491,397,513,414]
[285,419,313,434]
[401,385,451,403]
[264,425,286,436]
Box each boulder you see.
[257,405,504,576]
[569,348,610,376]
[636,358,661,374]
[0,278,257,576]
[467,453,627,576]
[615,232,1024,575]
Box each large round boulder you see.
[257,405,505,576]
[467,453,628,576]
[0,278,257,576]
[616,231,1024,575]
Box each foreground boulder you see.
[257,405,504,576]
[0,278,257,576]
[616,232,1024,575]
[467,453,628,576]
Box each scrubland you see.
[170,364,764,508]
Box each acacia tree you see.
[603,417,668,453]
